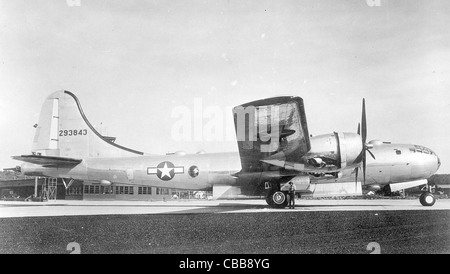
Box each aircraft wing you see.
[12,155,82,167]
[232,96,310,173]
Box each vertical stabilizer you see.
[32,90,143,158]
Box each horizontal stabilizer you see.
[12,155,82,167]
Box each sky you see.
[0,0,449,173]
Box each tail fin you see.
[31,90,143,158]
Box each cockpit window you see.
[413,145,435,155]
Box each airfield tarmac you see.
[0,199,449,254]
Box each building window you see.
[94,186,100,194]
[89,185,95,194]
[129,187,134,195]
[116,186,120,194]
[84,185,89,194]
[137,187,152,195]
[156,188,169,195]
[67,186,82,195]
[105,186,112,194]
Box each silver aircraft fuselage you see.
[20,140,440,191]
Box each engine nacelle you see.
[307,132,362,170]
[336,132,363,169]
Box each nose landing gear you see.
[419,192,436,206]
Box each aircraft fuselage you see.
[20,139,440,193]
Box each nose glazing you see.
[425,147,440,173]
[412,145,440,176]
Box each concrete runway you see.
[1,198,450,218]
[1,199,449,254]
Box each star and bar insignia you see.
[147,161,184,181]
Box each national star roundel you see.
[147,161,184,181]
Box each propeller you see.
[356,98,375,186]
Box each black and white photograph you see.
[0,0,449,261]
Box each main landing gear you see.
[419,192,436,207]
[266,190,288,208]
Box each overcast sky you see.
[1,0,449,173]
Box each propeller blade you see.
[361,98,367,144]
[360,98,371,184]
[367,149,376,160]
[363,151,366,185]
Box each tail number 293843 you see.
[59,129,88,136]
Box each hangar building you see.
[0,172,209,201]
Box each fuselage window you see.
[395,149,401,155]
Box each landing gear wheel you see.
[420,192,435,207]
[266,191,288,209]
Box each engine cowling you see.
[336,132,363,169]
[307,132,362,170]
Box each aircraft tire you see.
[419,192,435,207]
[265,195,274,207]
[266,191,288,209]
